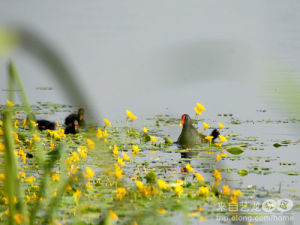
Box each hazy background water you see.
[0,1,300,224]
[0,0,299,122]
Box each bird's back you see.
[178,125,205,148]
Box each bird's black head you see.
[180,114,192,126]
[210,129,220,140]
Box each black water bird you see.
[65,120,79,134]
[36,119,56,131]
[65,108,85,128]
[177,114,220,148]
[26,113,55,131]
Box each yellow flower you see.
[223,185,231,195]
[103,129,109,137]
[214,142,222,147]
[205,136,213,144]
[132,145,140,152]
[26,176,35,184]
[86,181,93,190]
[232,189,242,197]
[175,185,183,197]
[53,191,57,197]
[126,109,137,121]
[158,208,166,214]
[3,196,9,204]
[118,157,125,166]
[218,135,227,143]
[112,145,119,156]
[50,143,55,150]
[194,107,202,115]
[14,120,19,129]
[114,163,123,179]
[198,186,210,195]
[199,217,207,222]
[96,128,103,139]
[205,150,213,154]
[0,129,3,136]
[6,99,14,106]
[195,173,204,182]
[0,173,5,180]
[150,150,157,154]
[185,163,194,173]
[220,151,227,157]
[109,210,118,220]
[230,195,238,203]
[150,136,157,143]
[67,152,80,163]
[52,173,60,182]
[73,189,82,199]
[56,121,61,127]
[12,132,20,142]
[33,133,40,142]
[215,154,221,161]
[103,118,111,127]
[132,145,141,157]
[87,138,95,149]
[18,171,26,179]
[157,179,167,190]
[30,120,38,127]
[78,146,87,158]
[26,195,30,202]
[213,169,222,180]
[22,119,28,127]
[14,214,23,224]
[218,122,225,129]
[176,179,183,185]
[203,122,210,131]
[0,142,5,151]
[0,120,2,126]
[143,127,148,133]
[116,187,126,200]
[135,180,144,191]
[194,103,206,115]
[122,152,130,161]
[32,192,38,200]
[197,103,206,111]
[83,167,95,178]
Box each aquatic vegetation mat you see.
[1,62,299,225]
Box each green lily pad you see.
[164,137,173,145]
[226,147,244,155]
[273,143,282,148]
[238,169,248,176]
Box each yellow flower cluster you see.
[114,163,123,179]
[132,145,141,157]
[116,187,126,200]
[47,129,66,139]
[96,128,109,140]
[126,110,137,121]
[135,180,158,197]
[194,103,206,115]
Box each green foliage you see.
[226,146,244,155]
[273,143,282,148]
[145,171,157,184]
[163,137,173,145]
[238,169,248,176]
